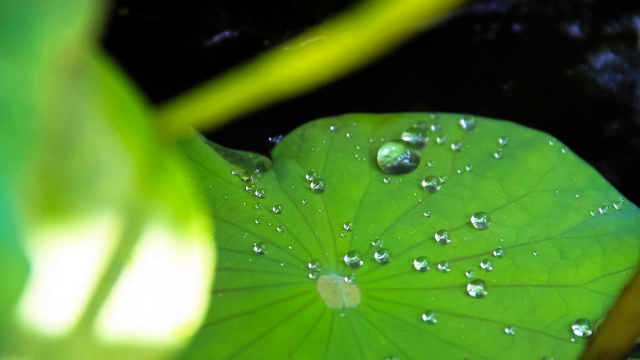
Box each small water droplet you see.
[459,116,476,130]
[549,138,557,145]
[329,125,339,132]
[421,175,442,192]
[308,260,321,270]
[471,212,492,230]
[272,204,284,214]
[437,261,451,273]
[427,160,436,168]
[253,242,267,255]
[465,270,476,278]
[254,203,262,210]
[371,238,384,248]
[598,204,609,215]
[374,248,392,264]
[466,279,488,298]
[493,149,504,159]
[435,134,447,144]
[532,250,539,256]
[377,140,421,175]
[571,319,594,337]
[401,126,428,149]
[422,210,432,218]
[287,244,294,250]
[305,170,319,181]
[343,221,353,231]
[254,188,267,198]
[308,271,320,279]
[345,132,353,138]
[245,183,256,192]
[340,231,346,238]
[413,256,430,272]
[276,225,286,233]
[301,199,308,205]
[465,164,473,172]
[430,123,442,133]
[498,136,509,146]
[613,198,624,210]
[575,193,581,199]
[434,229,451,244]
[344,273,356,284]
[480,259,494,271]
[254,218,261,225]
[504,326,517,335]
[383,176,391,184]
[421,310,438,324]
[450,141,463,152]
[492,247,505,258]
[344,251,363,268]
[310,178,326,193]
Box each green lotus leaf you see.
[181,112,639,359]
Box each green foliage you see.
[179,113,640,359]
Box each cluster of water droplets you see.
[305,169,326,194]
[589,197,624,217]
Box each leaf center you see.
[316,275,361,308]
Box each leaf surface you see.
[180,113,640,359]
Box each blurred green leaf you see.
[180,113,640,359]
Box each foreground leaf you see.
[180,113,640,359]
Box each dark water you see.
[103,0,640,203]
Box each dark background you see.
[102,0,640,203]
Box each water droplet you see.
[450,141,463,152]
[245,183,256,192]
[498,136,509,146]
[374,248,392,264]
[276,225,286,233]
[340,231,346,238]
[310,178,326,193]
[471,212,492,230]
[254,203,262,210]
[272,204,284,214]
[377,140,421,175]
[253,242,267,255]
[301,199,308,205]
[254,188,267,198]
[437,261,451,273]
[305,170,319,181]
[287,244,294,250]
[532,250,539,256]
[343,221,353,231]
[598,204,609,215]
[465,164,473,172]
[434,229,451,244]
[401,126,428,149]
[427,160,436,167]
[308,260,321,270]
[492,247,505,258]
[329,125,339,131]
[493,149,504,159]
[254,218,261,225]
[480,259,494,271]
[422,210,432,218]
[308,271,320,280]
[371,238,384,248]
[465,270,476,278]
[383,176,391,184]
[421,175,442,193]
[504,326,517,335]
[413,256,430,272]
[343,273,356,284]
[421,310,438,324]
[435,135,447,144]
[613,198,624,210]
[571,319,594,337]
[549,138,557,145]
[345,132,353,138]
[466,279,488,298]
[344,251,363,268]
[459,116,476,130]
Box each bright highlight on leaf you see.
[180,113,640,359]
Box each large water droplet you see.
[492,247,505,258]
[377,140,421,175]
[434,229,451,244]
[598,204,609,215]
[437,261,451,273]
[471,212,491,230]
[401,126,428,149]
[272,204,284,214]
[421,175,442,193]
[459,116,476,130]
[344,251,363,268]
[310,178,326,193]
[466,279,488,298]
[253,242,267,255]
[305,170,319,181]
[413,256,430,272]
[480,259,494,271]
[571,319,594,337]
[374,248,392,264]
[421,310,438,324]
